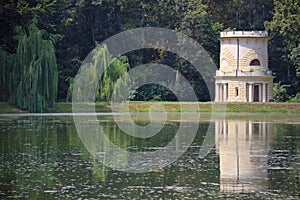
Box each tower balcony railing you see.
[216,69,273,77]
[220,31,268,38]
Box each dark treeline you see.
[0,0,299,111]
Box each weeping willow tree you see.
[0,48,14,101]
[8,20,58,112]
[98,55,130,101]
[69,44,130,102]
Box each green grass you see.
[0,101,300,114]
[46,102,111,113]
[0,102,26,113]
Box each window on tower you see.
[235,87,239,97]
[250,59,261,66]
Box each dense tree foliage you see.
[0,0,299,105]
[266,0,300,96]
[0,49,14,101]
[68,44,129,102]
[6,20,58,112]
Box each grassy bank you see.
[1,101,300,114]
[0,102,27,113]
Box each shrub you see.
[273,83,290,102]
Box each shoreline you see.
[1,102,300,114]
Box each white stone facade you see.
[215,31,274,102]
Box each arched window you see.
[250,59,261,66]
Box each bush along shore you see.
[1,102,300,114]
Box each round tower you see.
[215,31,274,102]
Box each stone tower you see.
[215,31,274,102]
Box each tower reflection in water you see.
[215,119,273,193]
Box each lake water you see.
[0,113,299,199]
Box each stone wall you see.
[220,37,269,72]
[228,81,247,102]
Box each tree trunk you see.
[115,1,121,32]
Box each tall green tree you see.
[69,44,129,102]
[8,19,58,112]
[266,0,300,94]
